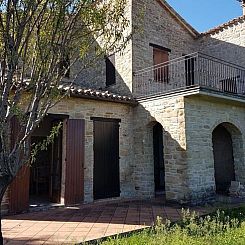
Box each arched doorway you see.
[212,124,235,195]
[153,122,165,195]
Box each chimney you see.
[242,0,245,15]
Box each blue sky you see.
[166,0,243,32]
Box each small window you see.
[153,48,169,83]
[105,54,116,86]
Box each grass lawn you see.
[100,206,245,245]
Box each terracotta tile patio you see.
[2,199,208,244]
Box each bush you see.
[101,207,245,245]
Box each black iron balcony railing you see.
[133,52,245,98]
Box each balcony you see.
[133,52,245,99]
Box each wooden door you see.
[9,117,30,214]
[64,119,85,205]
[212,125,235,194]
[153,123,165,192]
[153,48,169,83]
[185,56,195,86]
[93,118,120,200]
[9,166,30,213]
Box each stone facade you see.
[69,0,134,96]
[184,96,245,204]
[198,19,245,67]
[49,97,136,203]
[133,95,188,201]
[132,93,245,204]
[132,0,197,73]
[2,1,245,214]
[2,96,136,214]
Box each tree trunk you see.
[0,177,10,245]
[0,205,3,245]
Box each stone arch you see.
[211,119,244,135]
[212,122,245,194]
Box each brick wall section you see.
[49,97,135,203]
[198,20,245,67]
[184,96,245,204]
[133,95,188,201]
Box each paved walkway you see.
[2,199,208,244]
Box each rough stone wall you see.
[184,96,245,204]
[68,1,133,96]
[49,97,135,203]
[70,0,199,96]
[1,97,135,214]
[132,0,197,72]
[198,20,245,67]
[106,0,133,96]
[133,95,188,201]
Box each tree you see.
[0,0,130,243]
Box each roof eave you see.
[157,0,200,38]
[200,15,245,36]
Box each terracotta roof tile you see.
[58,85,137,104]
[200,15,245,36]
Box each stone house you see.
[2,0,245,214]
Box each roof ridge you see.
[200,15,245,36]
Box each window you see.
[105,54,116,86]
[150,44,170,83]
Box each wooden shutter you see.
[64,119,85,205]
[153,48,169,82]
[106,54,116,86]
[9,117,30,214]
[153,48,169,66]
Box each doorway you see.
[9,115,85,213]
[29,115,63,206]
[185,55,195,86]
[212,124,235,195]
[93,118,120,200]
[153,122,165,195]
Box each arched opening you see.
[153,122,165,195]
[212,124,235,195]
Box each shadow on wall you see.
[67,28,245,99]
[199,36,245,68]
[68,38,133,97]
[132,102,195,204]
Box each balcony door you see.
[185,56,196,86]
